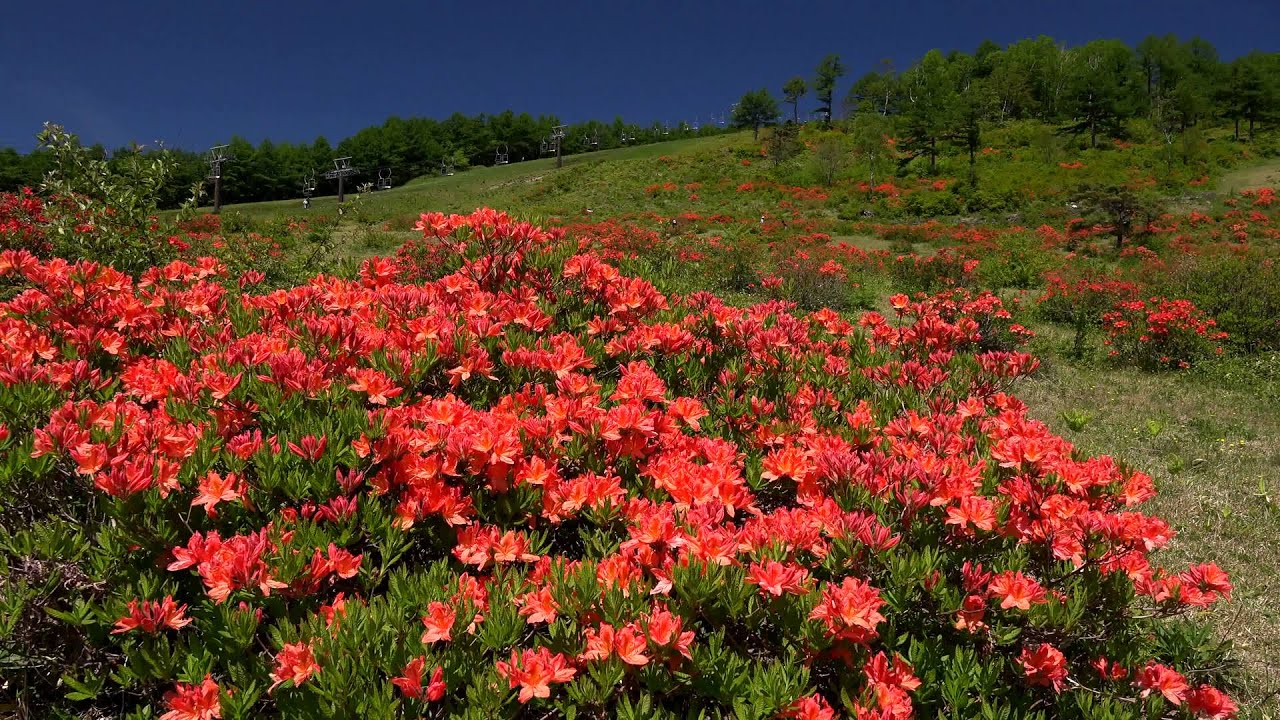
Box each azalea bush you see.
[1102,297,1228,370]
[0,210,1242,719]
[1038,265,1145,357]
[887,247,978,294]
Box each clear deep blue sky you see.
[1,0,1276,151]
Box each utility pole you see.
[207,144,232,214]
[551,124,566,169]
[323,156,357,204]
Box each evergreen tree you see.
[732,88,782,139]
[782,76,808,123]
[813,54,846,125]
[1066,40,1138,148]
[899,50,958,173]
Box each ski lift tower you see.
[377,167,392,190]
[324,156,358,204]
[495,142,510,165]
[551,124,567,168]
[206,144,233,214]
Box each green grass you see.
[207,133,744,224]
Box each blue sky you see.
[1,0,1276,151]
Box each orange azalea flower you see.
[516,586,559,625]
[988,571,1047,611]
[191,471,243,517]
[421,601,457,643]
[113,596,192,634]
[1020,643,1068,692]
[159,675,221,720]
[495,647,577,703]
[1135,662,1189,705]
[269,642,320,692]
[391,656,446,702]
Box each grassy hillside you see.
[174,121,1280,714]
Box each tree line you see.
[0,112,729,207]
[733,35,1280,172]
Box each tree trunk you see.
[930,137,937,174]
[1234,116,1240,141]
[754,124,760,141]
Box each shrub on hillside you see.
[772,255,871,311]
[1102,297,1228,370]
[902,189,963,217]
[1037,264,1145,357]
[0,210,1242,719]
[887,247,978,293]
[0,188,51,255]
[1158,250,1280,353]
[977,234,1057,290]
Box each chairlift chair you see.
[376,167,392,190]
[495,143,510,165]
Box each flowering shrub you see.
[0,210,1240,719]
[1102,297,1228,370]
[888,247,979,293]
[0,188,51,255]
[1038,265,1145,355]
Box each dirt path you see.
[1218,158,1280,193]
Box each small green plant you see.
[1061,408,1094,432]
[1145,419,1167,439]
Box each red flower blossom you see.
[810,577,886,643]
[746,560,811,597]
[191,471,243,518]
[1187,685,1238,719]
[421,601,457,643]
